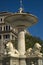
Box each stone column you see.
[38,58,42,65]
[17,26,26,65]
[1,35,4,54]
[10,33,12,40]
[18,27,25,55]
[19,58,26,65]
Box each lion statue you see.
[25,48,33,56]
[25,43,42,57]
[33,43,42,57]
[4,41,19,56]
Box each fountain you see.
[4,0,43,65]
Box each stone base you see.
[3,56,19,65]
[19,58,26,65]
[2,55,43,65]
[2,55,26,65]
[19,55,26,65]
[26,57,43,65]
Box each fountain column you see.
[17,26,26,65]
[18,26,25,55]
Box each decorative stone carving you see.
[4,41,19,57]
[33,43,42,57]
[25,48,33,56]
[26,43,42,57]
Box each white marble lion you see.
[33,43,42,57]
[4,41,19,57]
[25,48,33,56]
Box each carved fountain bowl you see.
[4,13,38,28]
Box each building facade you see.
[0,12,17,65]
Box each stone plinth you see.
[3,55,26,65]
[19,55,26,65]
[26,57,43,65]
[3,56,19,65]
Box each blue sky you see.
[0,0,43,40]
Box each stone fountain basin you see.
[4,13,38,28]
